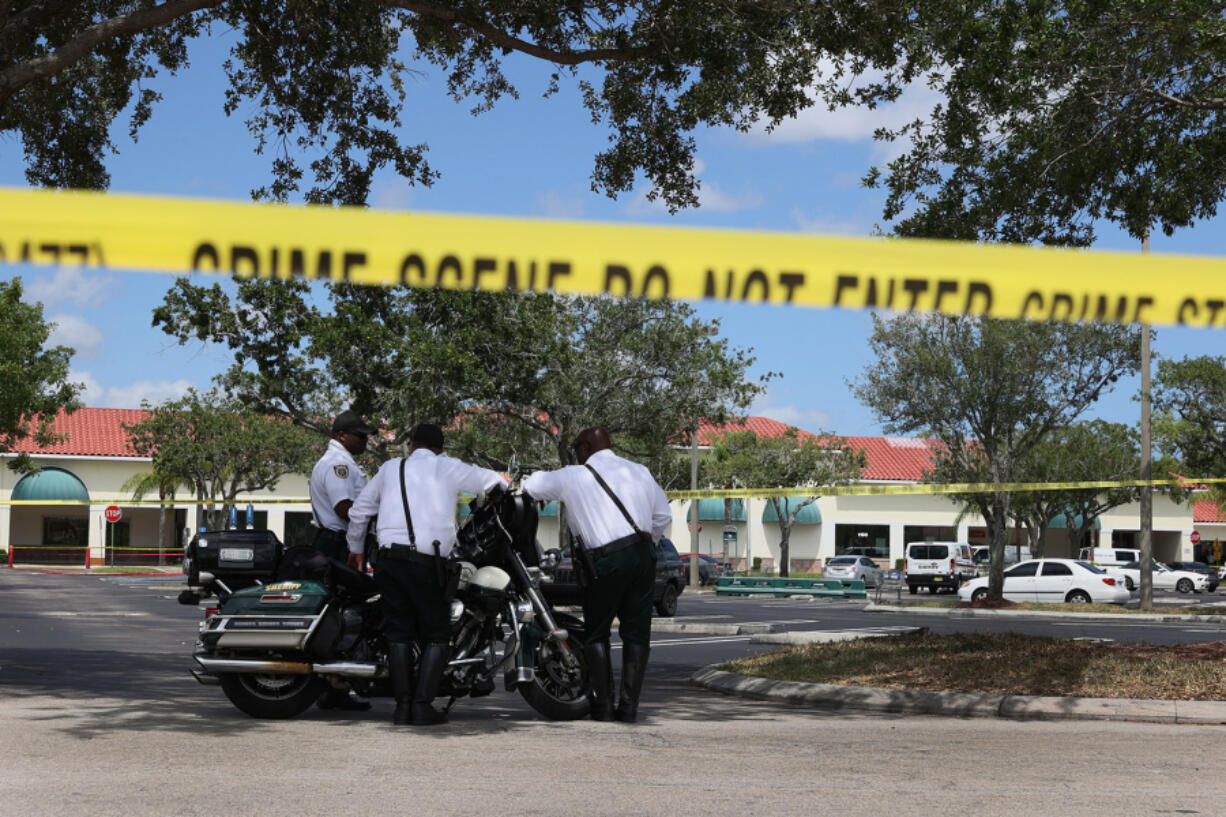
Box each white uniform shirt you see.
[309,439,368,532]
[346,448,505,557]
[522,448,672,549]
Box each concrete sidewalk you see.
[687,604,1226,725]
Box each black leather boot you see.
[583,640,615,721]
[389,642,415,726]
[410,642,450,726]
[614,643,650,723]
[317,684,372,711]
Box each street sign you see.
[104,505,122,523]
[1191,530,1202,545]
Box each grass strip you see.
[720,630,1226,700]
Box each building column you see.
[88,506,106,567]
[0,504,9,563]
[957,522,971,543]
[889,522,905,567]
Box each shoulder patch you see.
[333,464,350,480]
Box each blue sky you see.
[2,34,1223,436]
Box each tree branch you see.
[364,0,650,65]
[0,0,220,102]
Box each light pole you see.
[1139,230,1153,609]
[689,419,702,590]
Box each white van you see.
[1078,547,1141,567]
[904,541,977,594]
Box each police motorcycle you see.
[180,489,592,720]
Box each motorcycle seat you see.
[276,546,379,597]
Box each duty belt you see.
[381,543,439,565]
[586,532,651,562]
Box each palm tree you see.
[122,470,191,566]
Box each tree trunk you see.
[778,524,791,578]
[985,491,1011,597]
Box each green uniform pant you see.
[374,557,450,645]
[581,538,656,647]
[312,528,348,562]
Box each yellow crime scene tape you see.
[2,476,1223,507]
[4,187,1226,327]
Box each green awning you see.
[686,498,747,522]
[761,497,821,524]
[1049,513,1101,530]
[11,467,89,502]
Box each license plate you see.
[220,547,254,561]
[932,576,944,582]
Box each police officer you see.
[310,409,374,561]
[523,426,671,723]
[308,408,375,711]
[346,423,507,726]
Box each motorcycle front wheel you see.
[219,672,325,719]
[518,631,591,720]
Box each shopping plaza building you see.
[3,408,1224,569]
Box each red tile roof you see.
[5,407,150,458]
[1195,500,1226,524]
[697,418,940,482]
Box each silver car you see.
[823,555,885,588]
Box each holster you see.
[442,557,463,605]
[574,543,598,587]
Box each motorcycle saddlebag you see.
[186,529,283,587]
[201,579,329,651]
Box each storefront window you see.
[835,524,889,558]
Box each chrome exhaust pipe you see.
[194,655,384,678]
[311,661,385,678]
[194,656,312,675]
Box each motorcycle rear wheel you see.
[518,632,591,720]
[219,672,325,719]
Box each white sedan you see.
[958,558,1131,605]
[1108,561,1209,593]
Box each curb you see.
[689,665,1226,725]
[652,619,774,636]
[865,602,1226,625]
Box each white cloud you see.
[697,182,765,214]
[750,391,832,432]
[69,373,195,409]
[24,267,117,308]
[536,191,587,219]
[790,207,878,237]
[70,370,103,406]
[748,67,944,161]
[47,314,104,360]
[103,379,195,409]
[371,179,415,210]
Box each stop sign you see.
[104,505,122,523]
[1191,530,1202,545]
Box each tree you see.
[702,428,865,577]
[853,314,1141,597]
[1007,421,1141,559]
[124,388,322,529]
[153,280,766,472]
[0,278,82,473]
[3,1,921,208]
[865,3,1226,245]
[122,468,193,564]
[1154,355,1226,509]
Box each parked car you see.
[957,558,1130,605]
[1078,546,1142,567]
[971,545,1031,574]
[680,553,724,586]
[904,541,977,594]
[540,536,687,616]
[823,555,885,588]
[1110,560,1209,593]
[1165,561,1220,592]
